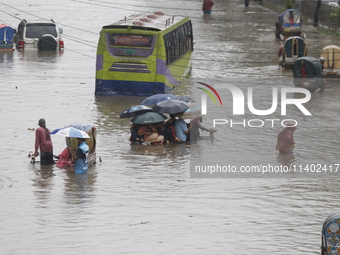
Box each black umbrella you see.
[141,94,177,105]
[152,99,189,114]
[130,112,167,124]
[119,105,153,118]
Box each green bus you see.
[95,11,194,96]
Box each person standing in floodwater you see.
[34,118,54,165]
[189,117,216,142]
[319,57,326,91]
[276,125,296,154]
[202,0,214,14]
[275,15,283,40]
[68,138,89,174]
[245,0,250,7]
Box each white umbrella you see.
[50,127,90,138]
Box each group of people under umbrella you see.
[120,94,216,145]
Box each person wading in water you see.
[34,118,54,165]
[276,124,296,154]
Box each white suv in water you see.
[13,19,64,51]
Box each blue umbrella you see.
[141,94,177,105]
[119,105,153,118]
[130,112,167,124]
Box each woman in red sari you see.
[276,124,296,154]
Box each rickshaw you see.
[319,45,340,78]
[276,9,305,40]
[322,212,340,255]
[0,23,15,50]
[293,56,323,93]
[279,36,307,68]
[29,124,97,166]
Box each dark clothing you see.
[245,0,250,6]
[275,22,283,39]
[130,124,143,144]
[162,127,174,143]
[162,119,177,143]
[76,148,87,159]
[40,151,54,165]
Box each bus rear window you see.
[108,34,153,48]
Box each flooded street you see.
[1,0,340,254]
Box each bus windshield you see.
[108,34,153,48]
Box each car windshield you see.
[25,24,57,38]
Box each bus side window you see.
[178,26,184,55]
[174,30,179,59]
[188,24,193,51]
[164,35,171,65]
[164,20,193,65]
[169,32,175,63]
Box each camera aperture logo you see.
[196,82,312,128]
[196,82,223,115]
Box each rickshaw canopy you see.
[0,23,15,48]
[320,45,340,69]
[65,124,96,153]
[322,212,340,255]
[284,36,306,58]
[280,9,301,28]
[293,57,323,78]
